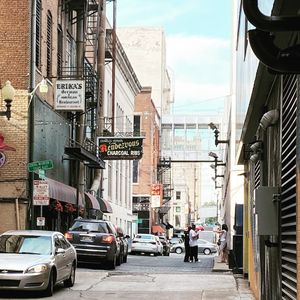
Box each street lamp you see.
[208,122,229,146]
[1,81,15,120]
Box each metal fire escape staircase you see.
[158,157,172,210]
[62,0,104,169]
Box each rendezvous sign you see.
[97,137,143,160]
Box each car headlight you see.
[26,264,48,273]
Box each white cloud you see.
[166,34,231,112]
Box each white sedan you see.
[130,234,163,256]
[0,230,77,296]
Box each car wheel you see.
[203,248,211,255]
[175,247,183,254]
[106,255,116,270]
[44,269,55,297]
[64,264,76,288]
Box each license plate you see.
[81,236,93,242]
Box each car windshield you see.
[0,235,52,255]
[135,234,153,240]
[70,221,109,233]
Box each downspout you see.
[28,0,37,229]
[75,8,85,214]
[111,0,117,134]
[90,0,106,193]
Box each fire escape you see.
[157,157,172,221]
[61,0,105,169]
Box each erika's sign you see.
[55,80,85,111]
[97,137,143,160]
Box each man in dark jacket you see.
[183,226,192,262]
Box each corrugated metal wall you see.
[281,74,297,300]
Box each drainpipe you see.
[28,0,37,229]
[75,9,85,215]
[111,0,116,134]
[90,0,106,194]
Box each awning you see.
[99,197,113,213]
[85,192,100,210]
[46,178,83,206]
[152,225,166,234]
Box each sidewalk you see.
[212,256,256,299]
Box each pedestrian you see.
[216,224,228,263]
[189,224,199,262]
[183,226,192,262]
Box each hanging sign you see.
[97,137,144,160]
[55,80,85,111]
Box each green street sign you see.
[28,160,54,172]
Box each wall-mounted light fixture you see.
[0,81,15,120]
[208,151,226,189]
[208,122,229,146]
[28,78,48,107]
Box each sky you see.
[107,0,232,114]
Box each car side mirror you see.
[56,248,65,255]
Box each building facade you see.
[231,1,300,299]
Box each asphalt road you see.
[0,253,252,300]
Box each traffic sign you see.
[28,160,53,172]
[33,180,49,206]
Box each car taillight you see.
[64,232,73,241]
[102,235,115,244]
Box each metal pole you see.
[111,0,116,134]
[28,0,37,229]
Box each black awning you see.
[65,146,105,169]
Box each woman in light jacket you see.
[216,224,228,263]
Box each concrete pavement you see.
[212,255,255,299]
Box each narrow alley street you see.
[0,253,254,300]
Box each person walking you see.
[216,224,228,263]
[183,226,192,262]
[189,224,199,262]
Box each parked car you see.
[158,235,170,256]
[115,226,129,263]
[170,238,217,255]
[0,230,77,297]
[169,236,183,245]
[131,233,163,256]
[64,218,121,269]
[197,239,218,255]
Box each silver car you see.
[171,238,217,255]
[131,234,163,256]
[0,230,77,296]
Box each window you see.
[57,26,63,77]
[46,11,53,78]
[176,191,181,200]
[132,160,139,183]
[35,0,41,69]
[176,207,181,213]
[134,115,141,135]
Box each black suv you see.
[65,218,121,269]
